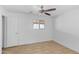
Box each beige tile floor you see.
[2,40,78,54]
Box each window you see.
[33,20,45,30]
[40,24,45,30]
[33,24,39,29]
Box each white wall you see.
[6,12,53,47]
[54,9,79,52]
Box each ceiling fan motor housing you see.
[39,10,45,13]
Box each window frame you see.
[33,20,45,30]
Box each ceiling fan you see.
[39,5,56,16]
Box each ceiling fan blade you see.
[45,8,56,12]
[44,13,51,16]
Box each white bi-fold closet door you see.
[6,15,18,47]
[5,14,31,47]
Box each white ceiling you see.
[1,5,79,16]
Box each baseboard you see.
[52,39,78,53]
[5,39,52,48]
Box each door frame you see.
[2,15,7,48]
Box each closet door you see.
[6,15,18,47]
[17,17,27,45]
[17,16,31,45]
